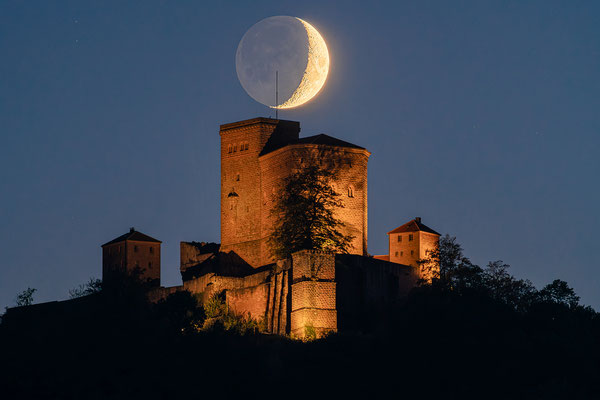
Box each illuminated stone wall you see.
[148,250,420,338]
[290,250,338,339]
[389,231,439,281]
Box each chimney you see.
[415,217,421,224]
[130,227,135,233]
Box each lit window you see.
[409,234,414,241]
[397,235,402,242]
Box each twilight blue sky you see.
[1,1,599,310]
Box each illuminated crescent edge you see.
[272,18,330,109]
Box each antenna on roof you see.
[275,70,279,120]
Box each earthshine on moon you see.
[236,16,330,109]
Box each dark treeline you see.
[1,236,600,399]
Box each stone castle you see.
[101,117,440,338]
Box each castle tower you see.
[388,217,440,273]
[258,135,370,264]
[219,117,370,268]
[220,118,300,267]
[101,228,161,286]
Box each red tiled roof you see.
[388,218,440,235]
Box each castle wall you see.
[290,250,338,339]
[335,254,417,332]
[148,250,423,338]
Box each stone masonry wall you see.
[290,250,337,339]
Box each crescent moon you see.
[272,18,330,109]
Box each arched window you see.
[228,144,232,153]
[244,142,249,150]
[348,186,354,198]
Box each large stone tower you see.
[220,118,300,267]
[220,117,370,267]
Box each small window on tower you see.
[409,234,414,241]
[236,173,240,181]
[135,261,139,268]
[244,142,249,150]
[234,144,237,152]
[395,251,398,256]
[148,261,152,269]
[348,186,354,198]
[397,235,402,242]
[228,144,232,153]
[134,245,138,253]
[149,247,153,254]
[400,251,403,256]
[411,250,414,256]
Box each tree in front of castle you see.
[268,160,354,259]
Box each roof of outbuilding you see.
[388,219,441,235]
[101,228,161,247]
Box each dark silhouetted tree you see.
[268,160,354,259]
[539,279,580,308]
[69,278,102,299]
[15,287,36,307]
[483,260,537,312]
[419,234,479,288]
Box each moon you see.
[236,16,330,109]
